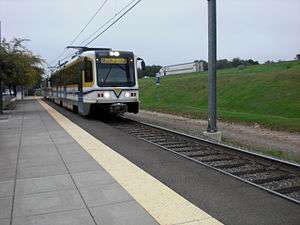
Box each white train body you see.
[46,48,140,115]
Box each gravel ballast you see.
[124,110,300,162]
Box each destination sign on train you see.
[100,58,127,64]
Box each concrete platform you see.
[1,99,300,225]
[45,100,300,225]
[0,101,160,225]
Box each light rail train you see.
[45,47,145,116]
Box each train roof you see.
[50,47,134,75]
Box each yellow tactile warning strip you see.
[39,100,223,225]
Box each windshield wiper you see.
[116,64,126,71]
[101,66,113,85]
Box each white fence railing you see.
[159,61,204,76]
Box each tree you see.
[216,58,259,69]
[264,60,275,64]
[0,38,44,95]
[138,65,162,78]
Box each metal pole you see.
[207,0,217,132]
[0,21,3,114]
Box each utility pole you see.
[205,0,222,141]
[207,0,217,132]
[0,21,3,114]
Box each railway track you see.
[108,117,300,204]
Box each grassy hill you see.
[139,61,300,132]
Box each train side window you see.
[84,61,93,82]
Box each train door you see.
[78,58,93,116]
[78,62,84,115]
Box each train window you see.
[61,62,81,85]
[74,64,81,84]
[69,64,78,85]
[50,60,89,86]
[84,61,93,82]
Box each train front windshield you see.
[97,57,135,87]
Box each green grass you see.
[139,61,300,132]
[261,149,300,164]
[223,138,300,164]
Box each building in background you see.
[159,60,204,76]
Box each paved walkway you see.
[47,99,300,225]
[0,100,158,225]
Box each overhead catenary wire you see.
[60,0,141,62]
[79,0,139,46]
[69,0,110,46]
[49,0,110,67]
[83,0,142,46]
[50,0,142,68]
[48,48,69,67]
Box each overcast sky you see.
[1,0,300,67]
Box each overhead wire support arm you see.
[66,46,111,51]
[66,46,111,56]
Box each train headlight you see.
[109,51,120,57]
[103,92,110,98]
[124,92,130,98]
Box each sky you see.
[1,0,300,68]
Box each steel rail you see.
[109,117,300,205]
